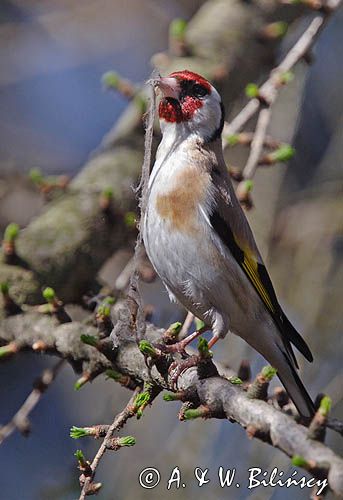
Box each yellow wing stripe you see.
[242,256,275,313]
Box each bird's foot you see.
[168,355,199,390]
[162,327,207,354]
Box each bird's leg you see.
[165,326,209,389]
[163,326,208,354]
[208,334,220,349]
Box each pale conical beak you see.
[155,77,180,100]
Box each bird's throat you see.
[159,97,183,123]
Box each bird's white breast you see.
[143,134,228,322]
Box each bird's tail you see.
[275,346,315,418]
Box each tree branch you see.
[79,387,140,499]
[226,0,342,138]
[0,307,342,496]
[242,107,273,180]
[0,359,65,444]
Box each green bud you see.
[183,408,205,420]
[42,287,56,303]
[139,340,157,357]
[143,381,154,392]
[97,304,111,317]
[195,318,206,331]
[270,21,288,38]
[169,18,187,40]
[4,223,20,242]
[0,344,16,358]
[102,187,113,199]
[280,71,294,84]
[102,71,120,89]
[163,393,178,401]
[261,365,277,381]
[228,376,243,385]
[134,391,150,415]
[103,296,115,305]
[319,396,331,417]
[105,369,122,381]
[134,392,150,407]
[74,374,89,391]
[80,334,98,347]
[74,449,87,467]
[270,144,295,163]
[291,455,309,468]
[118,436,136,447]
[29,168,44,185]
[0,282,9,295]
[169,321,182,335]
[70,426,91,439]
[226,134,239,146]
[245,83,259,99]
[244,180,254,192]
[124,211,136,228]
[197,337,212,358]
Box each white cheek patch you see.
[191,100,222,140]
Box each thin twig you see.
[0,359,65,444]
[79,387,140,499]
[242,107,272,179]
[225,0,341,137]
[125,77,157,342]
[222,128,281,150]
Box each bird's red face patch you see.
[159,98,183,123]
[158,70,211,123]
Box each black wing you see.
[209,210,313,365]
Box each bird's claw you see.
[160,339,189,355]
[168,355,199,390]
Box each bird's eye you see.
[192,84,208,98]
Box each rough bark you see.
[0,305,342,496]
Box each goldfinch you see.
[143,70,314,417]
